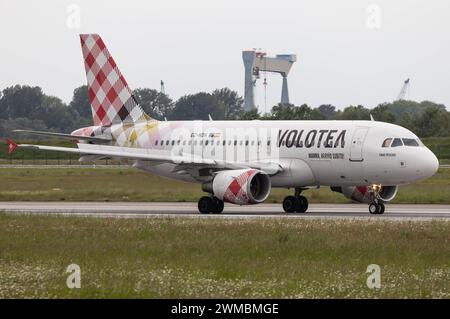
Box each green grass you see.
[0,214,448,298]
[0,167,449,204]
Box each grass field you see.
[0,167,449,204]
[0,214,448,298]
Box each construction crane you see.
[397,78,410,101]
[242,50,297,111]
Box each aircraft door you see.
[349,127,369,162]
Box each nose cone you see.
[420,148,439,179]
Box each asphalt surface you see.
[0,202,449,221]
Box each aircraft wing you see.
[12,130,111,143]
[10,141,283,174]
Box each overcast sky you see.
[1,0,449,111]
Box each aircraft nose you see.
[420,148,439,178]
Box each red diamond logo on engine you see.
[228,180,241,196]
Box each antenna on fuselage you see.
[370,114,375,121]
[208,114,213,121]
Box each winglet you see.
[6,138,18,155]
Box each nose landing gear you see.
[283,188,309,213]
[368,185,386,214]
[369,203,384,215]
[369,202,385,214]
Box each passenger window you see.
[205,140,209,146]
[391,138,403,147]
[267,140,271,146]
[239,141,243,146]
[402,138,419,147]
[234,140,237,146]
[251,141,255,146]
[171,140,175,146]
[382,138,392,148]
[166,140,169,146]
[245,140,249,146]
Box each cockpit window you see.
[391,138,403,147]
[402,138,420,147]
[382,138,392,147]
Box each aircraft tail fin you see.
[79,34,152,126]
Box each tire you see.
[198,196,212,214]
[369,203,378,215]
[378,203,385,214]
[283,196,297,213]
[211,197,224,214]
[295,196,309,213]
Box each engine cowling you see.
[204,169,271,205]
[331,185,398,203]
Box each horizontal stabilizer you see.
[12,130,111,143]
[6,138,17,155]
[17,143,212,165]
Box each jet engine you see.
[331,185,398,203]
[203,169,271,205]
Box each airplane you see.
[7,34,439,215]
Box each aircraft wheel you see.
[369,203,378,215]
[198,196,212,214]
[283,196,297,213]
[295,196,309,213]
[378,203,385,214]
[211,197,224,214]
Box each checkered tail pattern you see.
[80,34,151,127]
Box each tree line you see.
[0,84,449,138]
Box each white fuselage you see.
[111,120,438,188]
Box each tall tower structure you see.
[242,50,297,111]
[396,78,410,101]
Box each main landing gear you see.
[198,196,224,214]
[282,189,309,213]
[369,202,385,215]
